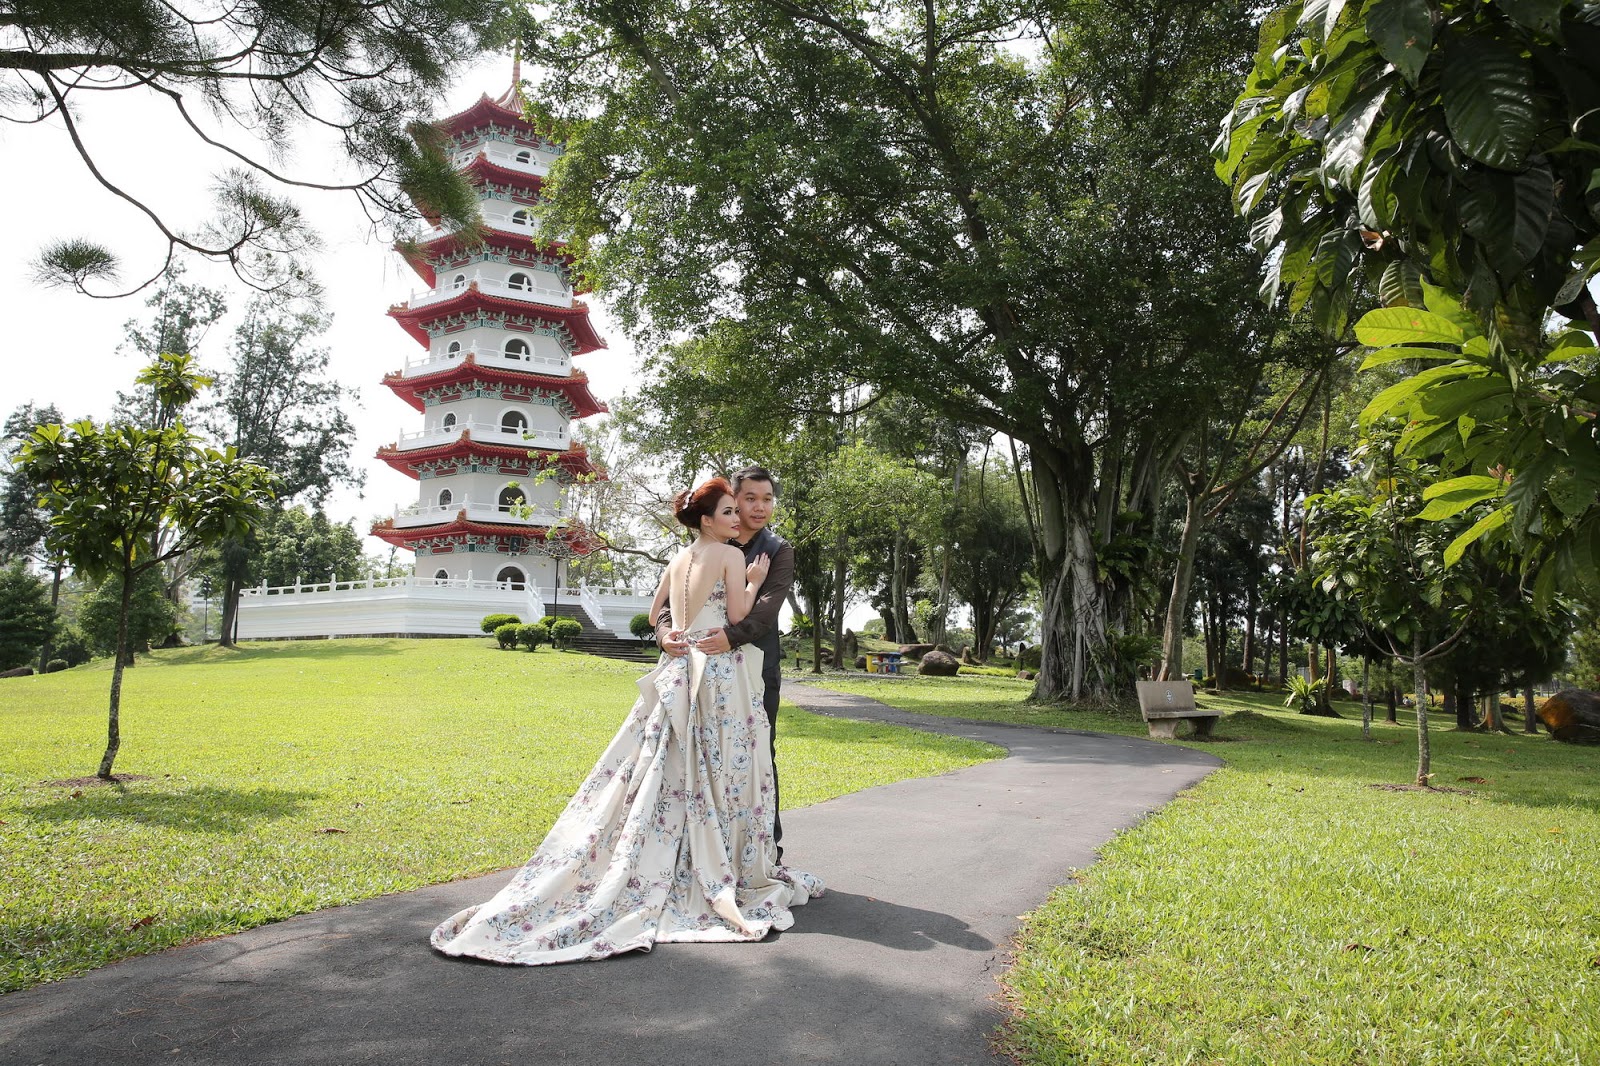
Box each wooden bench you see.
[1135,680,1222,739]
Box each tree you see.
[19,353,274,778]
[0,562,55,670]
[530,0,1286,700]
[6,0,515,296]
[1217,2,1600,594]
[946,460,1033,660]
[77,567,178,664]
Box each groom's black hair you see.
[731,465,780,497]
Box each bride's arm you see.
[648,563,672,626]
[724,545,767,625]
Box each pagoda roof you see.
[460,153,546,195]
[435,93,545,141]
[371,514,604,556]
[398,229,574,288]
[381,358,607,419]
[388,285,605,354]
[374,436,600,480]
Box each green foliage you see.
[516,623,551,651]
[494,623,520,650]
[629,612,654,640]
[0,638,998,992]
[1,403,65,564]
[481,613,521,635]
[45,659,68,673]
[77,569,178,662]
[0,563,55,669]
[1282,673,1329,712]
[1217,0,1600,343]
[549,618,583,649]
[50,624,91,668]
[538,615,558,629]
[1018,645,1042,671]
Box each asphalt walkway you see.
[0,683,1221,1066]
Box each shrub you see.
[630,612,654,640]
[550,617,583,649]
[1282,675,1328,712]
[481,613,520,634]
[539,615,558,629]
[494,623,520,650]
[52,625,92,667]
[46,659,69,673]
[517,622,550,651]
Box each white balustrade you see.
[408,270,571,311]
[392,498,565,529]
[236,574,549,639]
[395,421,567,452]
[401,344,568,378]
[452,145,552,177]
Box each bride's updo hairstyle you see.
[673,476,734,531]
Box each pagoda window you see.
[504,338,529,360]
[507,271,532,291]
[446,340,462,358]
[441,412,458,430]
[451,273,467,289]
[438,488,453,507]
[500,410,528,434]
[514,149,533,164]
[510,209,532,227]
[433,568,449,581]
[498,485,527,512]
[497,565,526,589]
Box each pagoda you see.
[372,83,608,591]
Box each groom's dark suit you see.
[660,524,794,853]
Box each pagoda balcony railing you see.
[424,211,548,243]
[395,421,568,452]
[407,272,571,311]
[402,345,568,378]
[453,144,552,178]
[392,498,566,529]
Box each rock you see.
[1017,670,1035,681]
[853,655,867,670]
[899,643,936,660]
[0,666,34,678]
[1538,689,1600,744]
[841,629,859,664]
[935,644,958,657]
[918,650,960,677]
[960,646,975,665]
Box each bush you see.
[517,622,550,651]
[539,615,558,629]
[494,623,520,650]
[630,612,654,640]
[52,625,92,668]
[481,613,520,634]
[550,617,583,649]
[79,568,178,663]
[46,659,69,673]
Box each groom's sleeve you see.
[723,542,794,648]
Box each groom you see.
[657,465,795,858]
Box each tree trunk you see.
[1481,693,1508,733]
[1523,686,1539,734]
[1278,610,1289,685]
[891,534,912,643]
[99,564,136,779]
[1030,459,1110,701]
[1361,658,1372,740]
[1413,639,1430,787]
[829,531,847,670]
[219,578,242,648]
[36,558,64,673]
[1242,582,1258,677]
[1215,606,1229,691]
[1158,489,1204,680]
[1386,685,1398,724]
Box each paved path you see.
[0,684,1220,1066]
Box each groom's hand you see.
[694,629,732,654]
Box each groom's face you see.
[735,479,776,535]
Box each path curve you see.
[0,683,1220,1066]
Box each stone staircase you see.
[541,602,655,661]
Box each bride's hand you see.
[746,553,771,584]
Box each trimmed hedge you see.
[550,618,583,649]
[630,612,654,640]
[517,623,550,651]
[494,623,520,650]
[481,613,521,635]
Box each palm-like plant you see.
[1283,674,1329,713]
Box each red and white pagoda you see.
[371,86,607,590]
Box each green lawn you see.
[0,640,1000,993]
[811,673,1600,1066]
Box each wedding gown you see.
[431,579,822,965]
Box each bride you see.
[431,476,822,965]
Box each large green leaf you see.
[1361,361,1478,424]
[1441,32,1539,169]
[1366,0,1434,86]
[1325,82,1391,185]
[1416,375,1510,421]
[1492,0,1564,34]
[1358,345,1482,370]
[1354,306,1467,346]
[1444,504,1513,565]
[1459,161,1555,276]
[1417,475,1506,520]
[1215,113,1270,181]
[1375,258,1424,307]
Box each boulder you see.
[0,666,34,678]
[918,650,960,677]
[960,645,975,665]
[1537,689,1600,744]
[899,643,937,660]
[853,655,867,670]
[1017,669,1035,681]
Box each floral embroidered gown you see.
[431,579,822,965]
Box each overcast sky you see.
[0,53,641,554]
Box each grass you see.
[0,639,1001,993]
[807,673,1600,1066]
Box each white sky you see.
[0,53,640,553]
